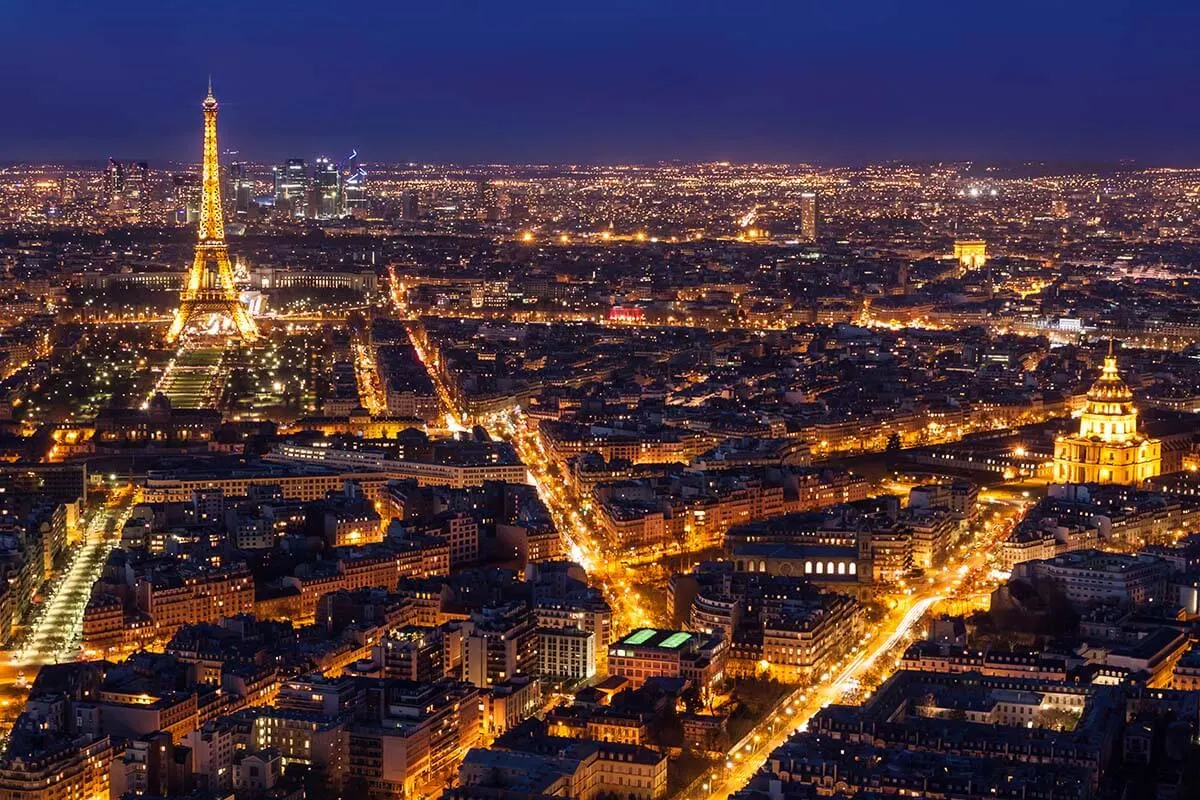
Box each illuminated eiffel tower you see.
[165,80,259,344]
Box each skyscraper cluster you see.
[269,153,368,219]
[103,158,150,217]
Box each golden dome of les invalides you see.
[1052,345,1161,485]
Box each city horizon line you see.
[1,156,1192,172]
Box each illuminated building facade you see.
[104,158,149,217]
[953,239,987,272]
[760,593,863,684]
[464,604,539,688]
[311,157,342,219]
[172,173,202,224]
[345,166,369,217]
[0,735,112,800]
[1053,349,1161,485]
[799,192,817,241]
[166,82,259,343]
[272,158,308,216]
[539,626,596,681]
[607,628,727,691]
[228,161,254,214]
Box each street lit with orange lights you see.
[390,281,661,632]
[689,491,1026,800]
[352,341,387,415]
[489,408,661,632]
[405,326,659,630]
[689,593,940,800]
[17,499,134,668]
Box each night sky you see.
[4,0,1200,165]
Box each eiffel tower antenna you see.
[166,82,258,344]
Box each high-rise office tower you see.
[104,158,130,215]
[105,159,149,216]
[228,161,254,214]
[401,190,419,222]
[340,150,367,218]
[273,158,308,217]
[104,158,125,207]
[799,192,818,241]
[126,161,149,217]
[342,149,359,187]
[344,168,368,218]
[172,173,202,225]
[311,157,342,219]
[165,81,258,344]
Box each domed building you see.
[1052,347,1161,485]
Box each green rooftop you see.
[660,632,693,649]
[622,629,657,646]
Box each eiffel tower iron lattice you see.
[165,80,259,344]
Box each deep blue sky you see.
[4,0,1200,165]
